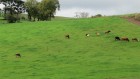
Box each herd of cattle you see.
[65,30,139,42]
[115,37,139,42]
[15,30,139,58]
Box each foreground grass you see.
[0,17,140,79]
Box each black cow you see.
[65,34,70,39]
[132,38,139,42]
[15,53,21,58]
[115,36,120,41]
[105,30,111,34]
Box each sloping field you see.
[0,16,140,79]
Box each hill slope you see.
[0,17,140,79]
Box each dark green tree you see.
[38,0,60,21]
[0,0,25,22]
[25,0,60,21]
[24,0,38,21]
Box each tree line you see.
[0,0,60,23]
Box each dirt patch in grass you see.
[124,17,140,26]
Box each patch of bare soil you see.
[124,17,140,26]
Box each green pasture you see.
[0,16,140,79]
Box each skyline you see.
[56,0,140,17]
[1,0,140,17]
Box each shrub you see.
[91,14,102,18]
[128,14,135,18]
[134,14,140,21]
[6,14,17,23]
[96,14,102,17]
[21,16,26,20]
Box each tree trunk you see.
[28,13,32,21]
[37,18,40,21]
[33,17,35,21]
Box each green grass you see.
[19,14,72,21]
[0,16,140,79]
[51,16,73,21]
[117,13,140,19]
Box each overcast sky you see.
[56,0,140,17]
[1,0,140,17]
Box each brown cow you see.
[65,34,70,39]
[105,30,111,34]
[96,32,100,36]
[15,53,21,58]
[121,37,129,42]
[132,38,139,42]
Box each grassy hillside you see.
[52,16,73,21]
[0,17,140,79]
[19,14,72,21]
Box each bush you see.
[128,14,135,18]
[134,14,140,21]
[21,16,26,20]
[6,14,18,23]
[91,14,102,18]
[96,14,102,17]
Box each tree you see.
[75,12,89,18]
[24,0,38,21]
[0,8,4,17]
[0,0,25,15]
[31,0,60,21]
[0,0,25,22]
[91,14,102,18]
[25,0,60,21]
[0,8,2,17]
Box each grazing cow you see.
[65,34,70,39]
[121,37,129,42]
[85,33,90,37]
[15,53,21,58]
[96,32,100,36]
[115,36,120,41]
[132,38,139,42]
[105,30,111,34]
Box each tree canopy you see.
[0,0,60,22]
[25,0,60,21]
[0,0,25,23]
[0,0,25,15]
